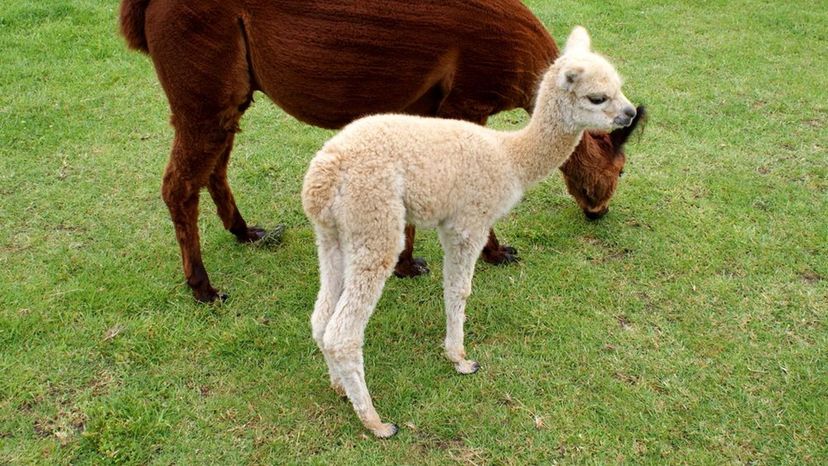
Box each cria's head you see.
[552,26,636,132]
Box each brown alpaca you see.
[561,116,645,219]
[119,0,644,302]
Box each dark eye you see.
[587,95,608,105]
[619,168,625,177]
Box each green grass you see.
[1,0,825,463]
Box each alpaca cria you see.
[302,27,636,438]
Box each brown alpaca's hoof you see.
[193,287,228,304]
[241,226,268,242]
[393,257,430,278]
[236,224,285,247]
[481,245,519,265]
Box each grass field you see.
[1,0,826,463]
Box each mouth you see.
[612,116,634,128]
[584,207,609,220]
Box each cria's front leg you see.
[438,226,488,375]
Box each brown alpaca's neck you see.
[504,83,583,188]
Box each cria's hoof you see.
[455,360,480,375]
[481,245,520,265]
[394,257,430,278]
[372,423,399,439]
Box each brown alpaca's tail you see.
[119,0,151,53]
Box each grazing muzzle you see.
[584,206,609,220]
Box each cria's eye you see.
[587,95,608,105]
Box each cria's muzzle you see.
[613,106,637,128]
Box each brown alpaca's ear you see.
[610,105,646,149]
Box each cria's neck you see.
[503,84,584,188]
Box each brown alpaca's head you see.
[560,105,645,219]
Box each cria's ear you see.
[563,26,591,55]
[557,65,584,90]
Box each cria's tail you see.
[302,151,342,226]
[119,0,151,53]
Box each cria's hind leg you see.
[322,206,404,438]
[438,224,490,374]
[323,263,400,438]
[310,225,347,396]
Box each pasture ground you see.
[1,0,825,463]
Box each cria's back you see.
[308,114,514,228]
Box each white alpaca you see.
[301,27,635,438]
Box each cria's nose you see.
[614,106,637,128]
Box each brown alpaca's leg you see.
[430,107,522,266]
[393,225,429,278]
[144,3,261,301]
[163,128,232,302]
[468,114,519,265]
[481,229,519,265]
[392,78,458,279]
[206,133,269,243]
